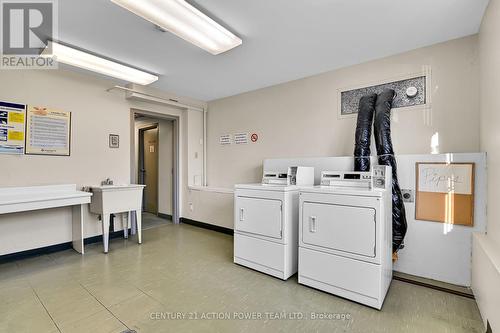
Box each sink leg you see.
[123,212,129,239]
[136,211,142,244]
[102,214,110,253]
[131,211,137,235]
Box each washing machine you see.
[234,167,314,280]
[298,166,392,309]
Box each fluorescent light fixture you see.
[42,41,158,85]
[110,0,242,55]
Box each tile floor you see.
[0,221,485,333]
[141,213,171,231]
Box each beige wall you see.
[473,0,500,330]
[209,35,479,185]
[0,69,202,254]
[193,35,480,229]
[187,110,205,187]
[479,0,500,245]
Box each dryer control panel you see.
[262,171,289,185]
[320,171,371,188]
[262,166,314,186]
[320,165,390,190]
[372,165,388,190]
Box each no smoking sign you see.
[250,133,258,143]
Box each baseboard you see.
[393,271,474,299]
[180,217,233,235]
[0,229,130,263]
[158,213,172,220]
[83,229,130,245]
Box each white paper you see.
[219,134,231,145]
[234,133,248,145]
[418,163,473,195]
[26,106,71,156]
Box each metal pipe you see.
[203,108,207,187]
[106,85,204,112]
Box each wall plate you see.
[401,189,414,203]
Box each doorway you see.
[138,125,159,214]
[133,112,177,228]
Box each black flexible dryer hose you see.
[354,93,377,172]
[374,89,407,253]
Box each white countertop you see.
[90,184,146,192]
[0,184,91,205]
[0,184,92,214]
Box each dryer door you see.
[235,196,282,239]
[302,202,376,257]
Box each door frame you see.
[138,124,159,214]
[131,109,180,224]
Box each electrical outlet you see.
[401,189,414,203]
[189,202,194,212]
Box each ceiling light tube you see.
[110,0,242,55]
[42,41,158,85]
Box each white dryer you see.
[298,166,392,309]
[233,183,300,280]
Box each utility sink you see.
[89,184,146,253]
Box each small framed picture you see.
[109,134,119,148]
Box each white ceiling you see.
[59,0,489,101]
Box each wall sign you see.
[25,106,71,156]
[109,134,119,148]
[415,162,475,226]
[219,134,231,145]
[0,101,26,155]
[234,133,248,145]
[251,133,259,143]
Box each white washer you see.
[298,167,392,309]
[234,183,300,280]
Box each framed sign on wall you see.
[109,134,119,148]
[25,106,71,156]
[0,101,26,155]
[415,162,475,226]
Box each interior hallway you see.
[0,223,483,333]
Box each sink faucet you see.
[101,178,114,186]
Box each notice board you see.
[0,101,26,154]
[415,162,475,226]
[25,106,71,156]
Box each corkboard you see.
[415,163,475,226]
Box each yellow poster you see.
[8,112,24,123]
[25,106,71,156]
[8,131,24,141]
[0,101,26,155]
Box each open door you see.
[133,110,180,225]
[139,125,159,215]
